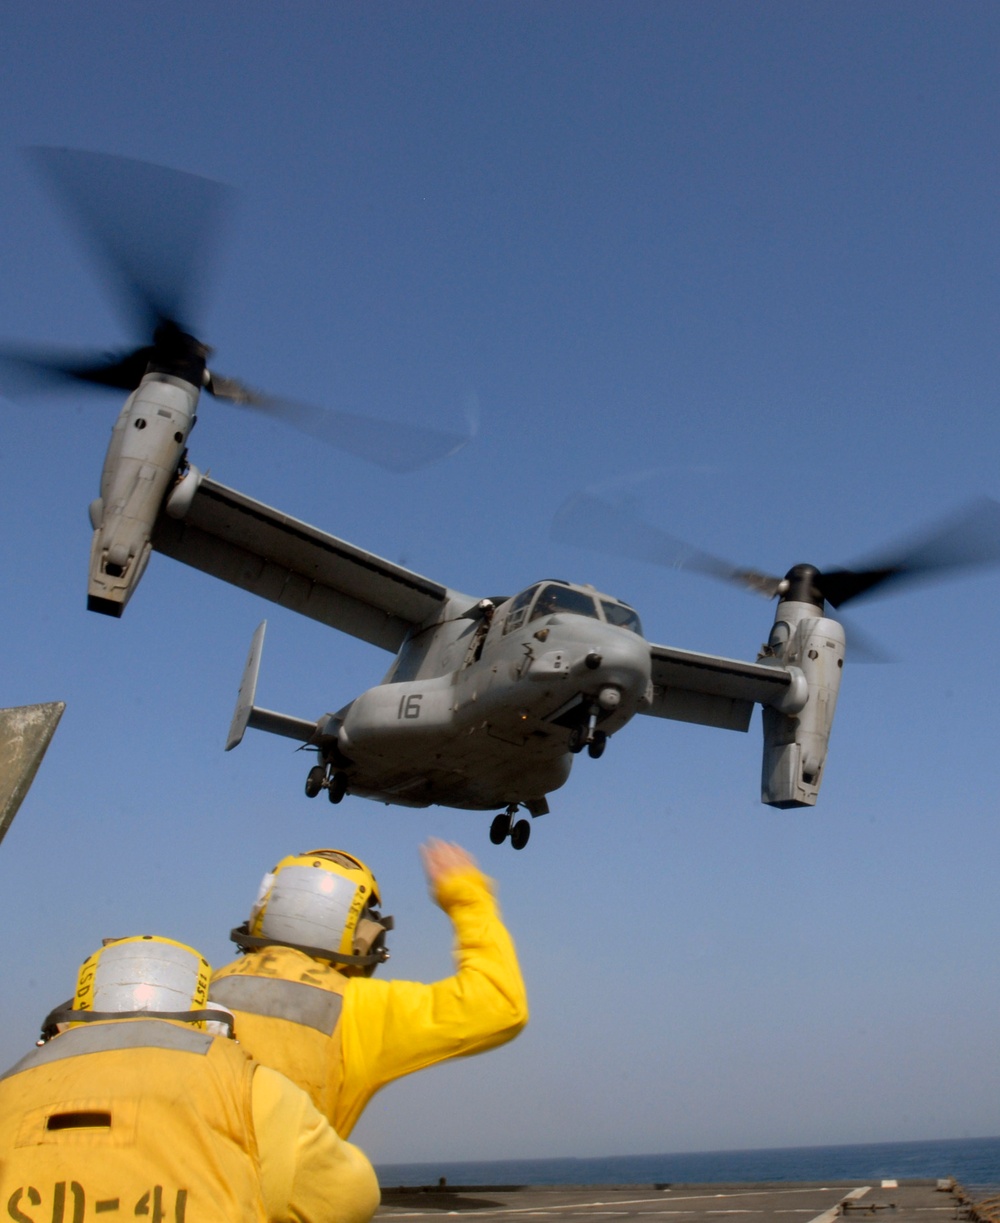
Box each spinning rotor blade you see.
[552,491,784,597]
[817,497,1000,607]
[553,491,1000,612]
[7,149,470,474]
[0,342,154,398]
[0,342,469,472]
[26,146,232,338]
[208,379,472,473]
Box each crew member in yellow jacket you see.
[0,935,380,1223]
[210,839,528,1138]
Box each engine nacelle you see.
[760,599,845,808]
[87,373,199,616]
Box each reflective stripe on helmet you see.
[247,851,387,972]
[74,937,211,1020]
[257,864,359,953]
[209,975,344,1035]
[4,1020,213,1080]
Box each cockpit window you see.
[529,584,600,623]
[601,600,643,635]
[502,585,540,634]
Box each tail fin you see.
[226,622,318,750]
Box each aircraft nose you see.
[572,627,650,702]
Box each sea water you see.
[377,1136,1000,1194]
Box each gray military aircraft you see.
[6,150,1000,850]
[171,481,999,851]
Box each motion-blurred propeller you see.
[0,147,469,473]
[552,490,1000,609]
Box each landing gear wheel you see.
[490,813,512,845]
[510,819,531,850]
[328,773,348,804]
[568,726,587,754]
[587,731,607,759]
[305,764,326,798]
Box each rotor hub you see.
[779,564,824,610]
[147,321,210,389]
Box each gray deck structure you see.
[379,1178,966,1223]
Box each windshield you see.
[529,584,600,622]
[502,585,540,634]
[601,600,643,635]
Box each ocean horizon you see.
[377,1136,1000,1195]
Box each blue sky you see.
[2,1,1000,1164]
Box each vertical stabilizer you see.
[227,622,267,751]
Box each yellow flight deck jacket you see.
[0,1017,380,1223]
[210,864,529,1138]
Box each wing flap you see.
[652,689,754,732]
[645,642,793,733]
[153,477,451,651]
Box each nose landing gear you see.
[304,762,349,804]
[489,805,532,850]
[568,706,608,758]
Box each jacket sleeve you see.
[252,1065,380,1223]
[338,866,528,1129]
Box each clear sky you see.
[1,1,999,1165]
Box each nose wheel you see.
[489,805,532,850]
[569,708,608,758]
[304,763,349,804]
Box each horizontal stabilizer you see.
[247,707,319,744]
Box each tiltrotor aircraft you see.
[6,150,1000,850]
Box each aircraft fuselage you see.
[318,582,653,810]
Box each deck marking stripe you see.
[803,1209,839,1223]
[804,1191,870,1223]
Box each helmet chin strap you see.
[39,1002,234,1043]
[229,923,391,969]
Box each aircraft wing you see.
[152,476,452,651]
[644,642,794,732]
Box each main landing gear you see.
[490,805,532,850]
[305,763,348,804]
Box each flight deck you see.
[379,1179,979,1223]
